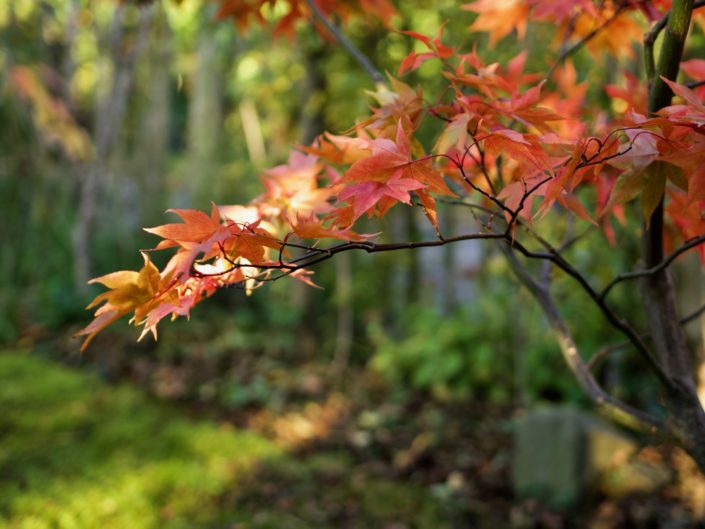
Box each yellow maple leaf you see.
[75,253,162,351]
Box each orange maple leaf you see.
[145,204,222,245]
[290,214,372,241]
[463,0,529,47]
[75,253,164,351]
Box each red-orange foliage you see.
[78,0,705,349]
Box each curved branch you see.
[588,300,705,363]
[682,301,705,326]
[600,233,705,300]
[644,0,705,81]
[687,79,705,89]
[545,4,628,81]
[304,0,386,86]
[503,238,665,377]
[501,246,665,434]
[414,195,661,376]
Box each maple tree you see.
[77,0,705,471]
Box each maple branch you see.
[544,4,627,81]
[501,245,665,434]
[503,237,670,384]
[686,79,705,89]
[421,190,660,375]
[586,343,623,372]
[287,232,507,269]
[644,0,705,82]
[682,301,705,326]
[464,133,497,195]
[587,301,705,372]
[600,233,705,300]
[303,0,385,86]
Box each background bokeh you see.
[3,1,705,527]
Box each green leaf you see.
[603,169,645,213]
[641,161,669,227]
[667,164,688,191]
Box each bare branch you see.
[644,0,705,81]
[600,233,705,300]
[416,195,660,373]
[545,4,628,81]
[686,79,705,89]
[585,301,705,372]
[586,342,626,372]
[303,0,385,85]
[681,301,705,326]
[501,245,665,434]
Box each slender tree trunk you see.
[674,255,705,404]
[331,253,353,373]
[295,40,333,361]
[60,0,79,110]
[238,98,266,167]
[641,0,705,470]
[72,4,153,290]
[183,6,223,208]
[136,3,171,225]
[404,206,421,306]
[299,45,326,146]
[440,205,458,314]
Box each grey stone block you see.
[513,405,642,508]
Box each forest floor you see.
[2,347,705,529]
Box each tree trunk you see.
[135,3,171,225]
[641,0,705,472]
[72,4,153,290]
[182,6,223,208]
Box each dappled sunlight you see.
[0,351,284,528]
[672,448,705,519]
[6,0,705,525]
[247,392,350,448]
[0,350,462,528]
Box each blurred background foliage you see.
[1,0,704,526]
[0,0,656,404]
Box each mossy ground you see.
[4,349,699,529]
[0,351,450,529]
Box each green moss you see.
[0,351,455,529]
[0,350,283,529]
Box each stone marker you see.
[513,405,670,507]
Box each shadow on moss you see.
[0,351,283,529]
[0,351,453,529]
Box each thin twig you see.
[501,245,665,434]
[644,0,705,87]
[686,79,705,89]
[586,300,705,370]
[681,301,705,326]
[545,4,628,81]
[304,0,386,85]
[600,233,705,300]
